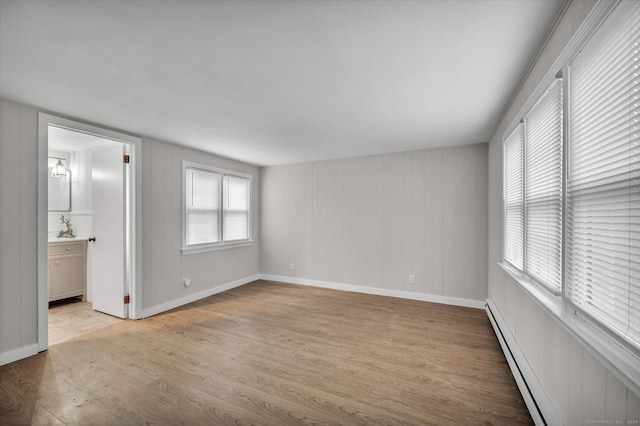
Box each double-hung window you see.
[503,79,563,292]
[565,0,639,349]
[502,0,640,355]
[524,79,564,293]
[183,161,251,252]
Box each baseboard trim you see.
[0,343,39,367]
[260,274,485,309]
[140,274,261,318]
[485,299,560,426]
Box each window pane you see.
[186,168,220,245]
[524,79,563,293]
[223,175,250,241]
[190,169,219,210]
[187,211,219,245]
[504,125,524,270]
[223,212,248,241]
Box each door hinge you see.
[124,295,130,304]
[123,155,130,164]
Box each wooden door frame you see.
[37,113,142,352]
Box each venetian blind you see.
[504,124,524,270]
[223,175,250,242]
[566,0,640,349]
[524,79,563,293]
[186,167,220,245]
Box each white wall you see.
[47,148,93,238]
[140,138,260,314]
[487,0,640,423]
[0,99,38,361]
[261,143,488,304]
[0,97,260,362]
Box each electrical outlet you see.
[409,274,415,284]
[182,278,191,287]
[289,262,295,271]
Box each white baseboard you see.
[140,274,260,318]
[0,343,39,367]
[486,299,560,426]
[260,274,485,309]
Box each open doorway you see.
[37,114,142,351]
[47,129,124,344]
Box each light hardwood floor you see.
[48,299,123,346]
[0,280,532,425]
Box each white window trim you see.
[182,161,252,255]
[499,0,640,398]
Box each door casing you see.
[37,113,142,351]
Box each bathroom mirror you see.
[48,157,71,212]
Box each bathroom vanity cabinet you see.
[48,240,87,302]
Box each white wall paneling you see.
[0,100,39,363]
[261,143,488,304]
[487,0,639,423]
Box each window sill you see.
[181,240,252,255]
[498,262,640,398]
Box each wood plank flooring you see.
[0,280,532,425]
[48,299,123,346]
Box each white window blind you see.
[186,167,221,245]
[524,79,563,293]
[223,175,250,242]
[183,162,252,252]
[504,124,524,270]
[566,0,640,348]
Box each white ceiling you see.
[0,0,562,166]
[48,126,118,152]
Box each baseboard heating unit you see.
[485,300,560,426]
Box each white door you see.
[91,144,127,318]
